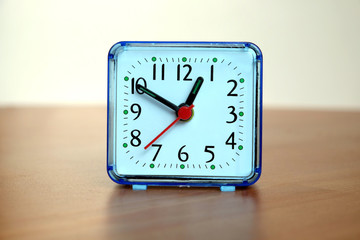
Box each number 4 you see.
[225,132,236,149]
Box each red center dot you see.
[178,106,193,120]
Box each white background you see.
[1,0,359,109]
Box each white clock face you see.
[108,42,262,182]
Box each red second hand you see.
[144,116,181,150]
[144,105,194,150]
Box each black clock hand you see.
[185,76,204,106]
[136,84,179,112]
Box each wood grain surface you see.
[0,107,359,240]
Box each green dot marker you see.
[123,110,128,115]
[180,164,185,169]
[210,165,215,170]
[123,143,128,148]
[124,76,129,81]
[238,145,243,150]
[152,57,156,62]
[240,78,245,83]
[182,57,187,62]
[150,163,155,168]
[239,111,244,117]
[212,57,218,63]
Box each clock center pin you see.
[178,105,194,121]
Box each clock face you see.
[107,42,262,185]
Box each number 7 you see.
[151,144,162,161]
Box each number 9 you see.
[131,103,141,120]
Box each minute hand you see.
[185,77,204,106]
[137,84,179,112]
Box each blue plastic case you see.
[107,41,263,191]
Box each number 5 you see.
[204,146,215,163]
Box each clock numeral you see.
[178,145,189,162]
[161,64,165,80]
[183,65,192,81]
[226,106,237,123]
[131,77,147,94]
[225,132,236,149]
[153,64,165,80]
[177,65,180,80]
[130,103,141,120]
[151,144,162,161]
[177,64,192,81]
[204,146,215,163]
[130,129,141,147]
[153,64,156,80]
[227,80,238,96]
[210,65,214,82]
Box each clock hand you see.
[144,104,194,150]
[137,84,179,112]
[185,76,204,106]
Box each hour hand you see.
[185,77,204,106]
[136,84,179,112]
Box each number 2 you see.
[227,80,238,96]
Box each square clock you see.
[107,41,263,191]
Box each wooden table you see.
[0,107,359,240]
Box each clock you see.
[107,41,263,191]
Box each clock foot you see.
[132,184,147,191]
[220,186,235,192]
